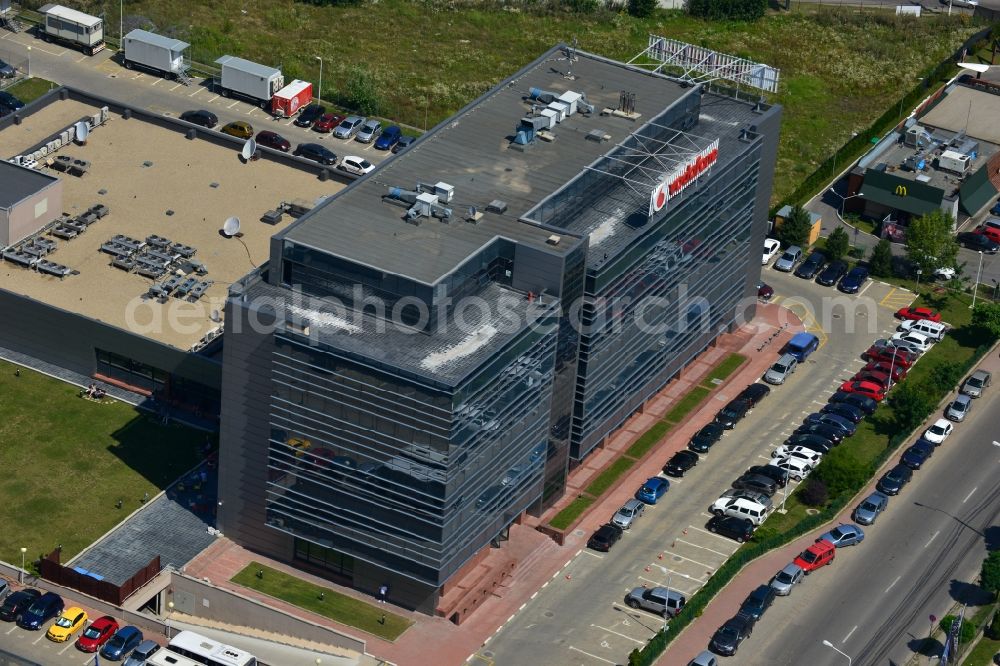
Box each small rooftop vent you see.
[546,234,561,245]
[486,200,508,214]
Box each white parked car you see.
[934,266,956,280]
[762,238,781,265]
[771,455,814,482]
[891,331,933,354]
[923,418,953,444]
[339,155,374,176]
[771,446,822,467]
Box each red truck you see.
[271,80,312,118]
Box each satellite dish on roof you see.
[241,138,257,161]
[222,216,241,237]
[75,122,89,144]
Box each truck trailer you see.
[38,4,104,55]
[123,29,190,81]
[214,55,284,108]
[271,80,312,118]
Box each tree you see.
[777,205,812,249]
[888,381,934,431]
[798,479,829,507]
[971,302,1000,341]
[905,210,959,277]
[812,448,868,498]
[344,65,382,116]
[928,363,962,393]
[868,239,894,278]
[688,0,766,20]
[825,227,850,263]
[627,0,657,17]
[983,549,1000,601]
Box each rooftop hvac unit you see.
[414,192,438,217]
[538,109,558,129]
[558,91,582,115]
[546,101,568,122]
[435,182,454,203]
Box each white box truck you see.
[38,4,104,55]
[214,55,284,109]
[123,29,190,81]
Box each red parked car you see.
[863,360,907,382]
[853,370,891,389]
[793,540,835,573]
[896,307,942,322]
[838,380,886,402]
[255,130,291,152]
[75,616,118,652]
[864,344,916,368]
[313,113,345,133]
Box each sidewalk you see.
[658,345,1000,665]
[183,302,804,666]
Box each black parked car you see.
[294,103,326,127]
[0,589,41,622]
[838,266,870,294]
[179,109,218,128]
[805,412,857,436]
[821,402,865,424]
[877,463,913,495]
[0,91,25,112]
[393,134,416,153]
[794,422,845,445]
[732,473,778,497]
[739,584,776,620]
[588,523,624,552]
[817,260,849,287]
[710,613,756,656]
[715,398,751,429]
[745,464,788,489]
[663,450,699,477]
[738,383,771,408]
[293,142,338,165]
[901,440,934,470]
[785,434,833,454]
[707,515,755,543]
[829,391,878,415]
[688,422,725,453]
[957,232,999,254]
[795,251,827,279]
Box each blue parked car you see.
[838,266,870,294]
[101,625,143,660]
[374,125,402,150]
[636,477,670,504]
[17,592,63,630]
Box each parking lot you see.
[474,267,915,665]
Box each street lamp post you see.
[992,278,999,301]
[663,573,672,634]
[314,56,323,105]
[822,639,853,665]
[970,250,984,309]
[19,547,26,584]
[166,601,174,639]
[120,0,123,45]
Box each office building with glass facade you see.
[217,45,781,613]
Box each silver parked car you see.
[333,115,366,140]
[764,353,798,385]
[853,491,889,525]
[123,639,160,666]
[625,586,685,617]
[355,118,382,143]
[769,563,804,595]
[816,524,865,548]
[960,369,992,398]
[612,499,646,529]
[944,394,972,422]
[773,245,802,272]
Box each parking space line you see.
[227,101,239,109]
[151,78,162,86]
[207,95,219,103]
[612,601,679,618]
[75,54,89,63]
[170,83,183,91]
[674,538,731,558]
[581,550,604,559]
[687,527,741,547]
[131,72,143,79]
[665,551,715,570]
[568,646,615,664]
[189,88,203,97]
[591,624,645,644]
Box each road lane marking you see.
[675,538,730,558]
[591,624,645,644]
[581,550,604,559]
[568,646,615,663]
[884,575,901,593]
[924,530,940,549]
[843,625,858,642]
[963,487,978,503]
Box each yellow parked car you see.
[221,121,254,139]
[46,607,87,642]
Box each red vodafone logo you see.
[653,185,667,212]
[648,139,720,216]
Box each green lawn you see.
[700,353,747,388]
[0,360,205,569]
[100,0,981,205]
[584,457,637,497]
[549,495,595,530]
[231,563,412,641]
[664,386,712,423]
[5,78,57,104]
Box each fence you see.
[38,547,161,606]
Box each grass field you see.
[231,563,412,641]
[67,0,983,205]
[0,360,205,570]
[6,78,57,104]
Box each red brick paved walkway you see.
[185,303,804,666]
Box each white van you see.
[898,319,946,341]
[710,496,773,526]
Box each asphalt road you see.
[0,29,391,164]
[474,269,914,666]
[724,377,1000,666]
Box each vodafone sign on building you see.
[649,139,720,216]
